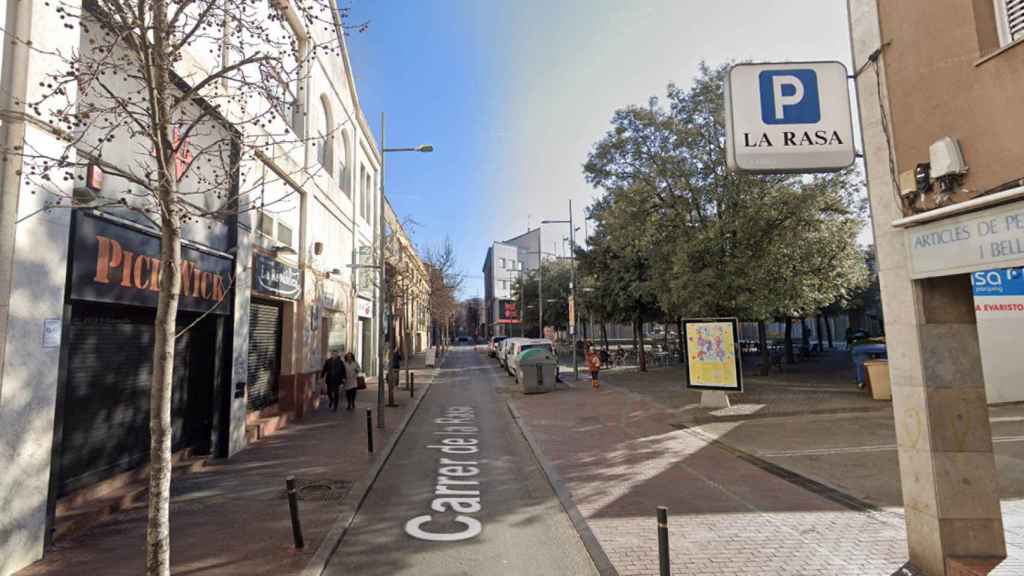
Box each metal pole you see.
[538,229,543,339]
[570,200,578,381]
[286,476,304,549]
[410,372,415,397]
[520,269,525,337]
[377,113,387,428]
[657,506,669,576]
[366,409,374,453]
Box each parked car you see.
[498,338,527,369]
[489,336,508,357]
[509,339,556,382]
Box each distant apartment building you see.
[849,0,1023,573]
[482,229,543,337]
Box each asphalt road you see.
[324,347,597,576]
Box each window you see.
[500,280,508,290]
[996,0,1024,45]
[359,164,367,220]
[499,258,506,269]
[318,95,334,170]
[256,210,294,249]
[338,132,350,196]
[258,211,275,237]
[277,221,293,248]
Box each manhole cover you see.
[281,478,352,502]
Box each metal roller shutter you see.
[59,306,191,494]
[247,300,282,410]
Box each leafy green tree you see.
[513,260,572,337]
[582,62,868,373]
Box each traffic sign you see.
[725,61,855,174]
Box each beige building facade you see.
[849,0,1024,574]
[384,199,431,358]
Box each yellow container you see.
[863,359,891,400]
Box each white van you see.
[508,339,555,379]
[498,338,527,369]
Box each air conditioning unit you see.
[929,137,968,179]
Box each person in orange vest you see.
[586,341,601,389]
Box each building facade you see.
[482,228,543,337]
[849,0,1023,573]
[0,2,386,574]
[384,199,431,357]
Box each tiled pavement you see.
[509,353,1024,575]
[18,359,437,576]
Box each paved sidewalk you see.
[508,353,1024,575]
[18,368,433,576]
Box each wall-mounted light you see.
[314,241,324,256]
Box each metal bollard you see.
[286,476,304,549]
[657,506,669,576]
[366,409,374,453]
[410,372,415,398]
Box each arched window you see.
[318,94,334,170]
[338,130,350,196]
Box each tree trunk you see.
[638,319,647,372]
[601,322,608,351]
[401,304,408,389]
[784,317,795,364]
[148,200,181,575]
[815,315,825,352]
[148,10,178,574]
[800,317,810,352]
[676,316,685,364]
[758,320,770,376]
[663,323,668,349]
[825,314,834,349]
[632,319,638,352]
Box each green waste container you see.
[517,348,558,394]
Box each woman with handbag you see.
[342,351,363,411]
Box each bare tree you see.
[424,236,461,348]
[5,2,360,573]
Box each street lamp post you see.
[377,112,432,429]
[542,199,579,380]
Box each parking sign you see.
[725,62,855,173]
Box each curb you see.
[506,400,619,576]
[301,370,437,576]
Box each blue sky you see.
[345,0,857,299]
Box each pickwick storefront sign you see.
[70,212,232,314]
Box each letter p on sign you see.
[759,69,820,124]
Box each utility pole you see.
[569,199,578,381]
[377,113,433,425]
[377,113,387,428]
[537,229,543,339]
[542,201,579,380]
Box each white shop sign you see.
[724,61,855,173]
[906,202,1024,279]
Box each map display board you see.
[683,318,743,392]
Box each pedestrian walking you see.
[586,341,601,389]
[342,351,362,411]
[321,349,346,411]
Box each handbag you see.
[357,375,367,390]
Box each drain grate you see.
[281,478,352,502]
